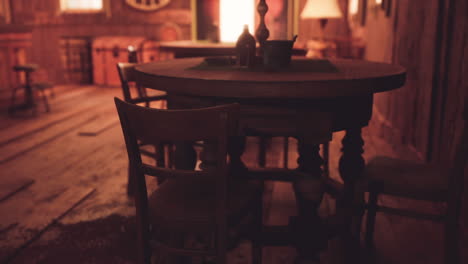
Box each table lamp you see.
[300,0,343,40]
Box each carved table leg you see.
[228,135,248,176]
[291,141,326,263]
[338,127,365,262]
[174,142,197,170]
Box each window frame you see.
[59,0,109,15]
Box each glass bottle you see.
[236,25,256,68]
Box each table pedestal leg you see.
[228,136,248,176]
[292,141,326,263]
[174,142,197,170]
[338,127,365,262]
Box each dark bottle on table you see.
[236,25,256,68]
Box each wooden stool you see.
[9,64,53,115]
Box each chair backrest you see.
[452,99,468,186]
[115,96,239,222]
[117,62,152,103]
[116,62,138,103]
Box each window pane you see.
[220,0,255,43]
[63,0,103,10]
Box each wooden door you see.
[60,37,93,84]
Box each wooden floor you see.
[0,85,465,264]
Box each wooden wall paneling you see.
[0,30,32,105]
[392,0,439,158]
[430,0,468,163]
[0,51,8,94]
[428,2,467,258]
[449,10,468,260]
[6,0,191,85]
[366,0,402,154]
[194,0,218,41]
[363,0,395,62]
[366,0,439,160]
[263,0,289,40]
[0,0,11,23]
[31,27,62,82]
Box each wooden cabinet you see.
[92,36,160,86]
[60,37,93,84]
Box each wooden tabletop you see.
[135,57,406,99]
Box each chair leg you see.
[252,194,263,264]
[127,162,136,196]
[155,143,166,167]
[365,183,379,249]
[444,213,460,264]
[167,144,174,169]
[32,90,38,116]
[134,177,151,264]
[39,88,50,112]
[8,86,19,114]
[283,136,289,169]
[322,142,329,178]
[351,183,366,241]
[258,137,268,168]
[155,143,166,185]
[50,86,55,98]
[216,237,227,264]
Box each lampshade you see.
[300,0,343,19]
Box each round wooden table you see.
[135,57,406,263]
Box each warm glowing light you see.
[61,0,103,10]
[349,0,359,15]
[220,0,255,43]
[301,0,343,19]
[375,0,383,4]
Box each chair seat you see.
[362,156,448,201]
[13,64,39,72]
[148,177,262,231]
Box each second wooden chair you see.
[116,62,169,195]
[353,102,468,264]
[115,98,264,264]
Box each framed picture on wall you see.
[125,0,171,11]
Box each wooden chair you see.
[117,62,170,194]
[114,98,263,264]
[116,62,166,108]
[354,103,468,264]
